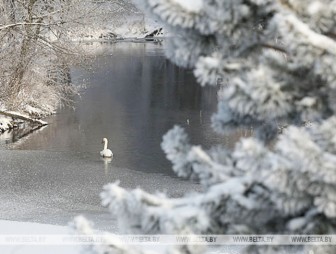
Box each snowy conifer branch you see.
[161,126,236,187]
[102,118,336,236]
[161,126,193,178]
[97,118,336,231]
[90,124,336,252]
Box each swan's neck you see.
[104,140,108,150]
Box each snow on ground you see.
[0,220,72,234]
[0,221,243,254]
[0,220,163,254]
[0,220,81,254]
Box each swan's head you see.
[102,138,108,144]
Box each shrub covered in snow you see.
[74,1,336,254]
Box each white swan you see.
[100,138,113,158]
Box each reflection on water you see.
[3,42,252,176]
[0,131,12,146]
[0,125,47,147]
[101,157,113,174]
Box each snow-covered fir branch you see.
[76,118,336,253]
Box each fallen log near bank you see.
[0,110,48,126]
[145,28,163,38]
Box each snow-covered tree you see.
[74,0,336,253]
[0,0,80,114]
[0,0,129,116]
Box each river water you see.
[0,42,249,231]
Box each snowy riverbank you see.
[69,13,163,42]
[0,220,81,254]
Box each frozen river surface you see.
[0,150,201,231]
[0,42,239,231]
